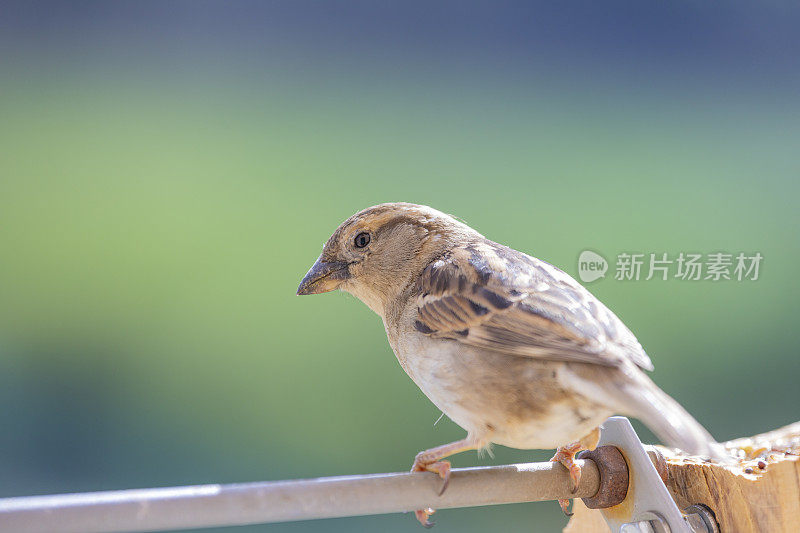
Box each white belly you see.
[393,329,611,449]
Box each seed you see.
[757,461,766,469]
[744,467,753,474]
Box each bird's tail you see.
[622,373,730,462]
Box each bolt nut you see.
[578,446,629,509]
[684,504,720,533]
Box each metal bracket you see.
[580,417,718,533]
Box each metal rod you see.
[0,460,600,533]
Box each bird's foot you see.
[414,507,436,528]
[410,454,453,527]
[412,456,452,495]
[557,498,573,517]
[407,438,476,527]
[551,441,584,516]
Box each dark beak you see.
[297,256,351,295]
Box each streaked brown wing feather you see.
[413,242,653,370]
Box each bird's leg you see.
[551,440,583,516]
[551,426,601,516]
[410,438,478,527]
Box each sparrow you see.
[297,202,726,526]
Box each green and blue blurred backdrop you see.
[1,2,798,531]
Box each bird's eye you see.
[354,232,371,249]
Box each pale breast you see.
[391,325,612,449]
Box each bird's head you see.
[297,202,476,316]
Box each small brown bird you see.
[297,203,725,526]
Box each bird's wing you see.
[412,242,653,370]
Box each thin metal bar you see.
[0,460,599,533]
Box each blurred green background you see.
[1,2,798,532]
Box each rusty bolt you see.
[577,446,629,509]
